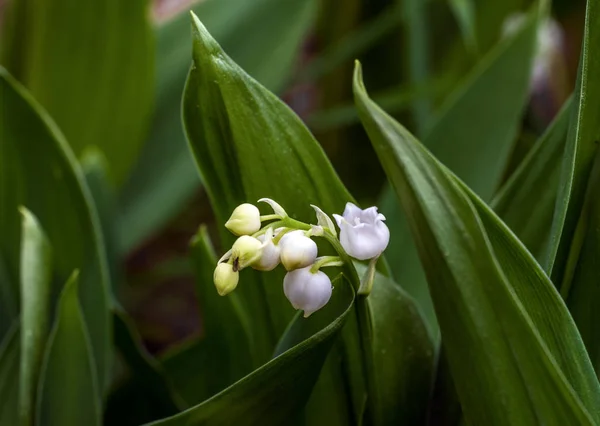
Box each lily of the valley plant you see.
[215,199,390,316]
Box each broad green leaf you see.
[147,276,355,426]
[0,0,154,183]
[183,13,353,357]
[0,69,111,392]
[360,266,435,425]
[0,322,19,426]
[104,311,183,425]
[380,9,539,334]
[545,0,600,286]
[37,272,101,426]
[566,150,600,375]
[491,97,572,261]
[118,0,317,253]
[354,64,599,424]
[18,208,52,426]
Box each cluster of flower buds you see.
[213,198,389,317]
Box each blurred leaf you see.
[359,265,435,425]
[160,227,253,407]
[354,64,600,424]
[18,208,52,426]
[104,311,183,425]
[307,79,447,132]
[491,97,572,261]
[37,272,101,426]
[164,226,254,404]
[81,149,120,294]
[300,2,404,82]
[402,0,432,132]
[0,322,19,426]
[545,0,600,285]
[0,256,15,339]
[380,9,539,334]
[0,69,112,392]
[147,276,355,426]
[0,0,154,183]
[118,0,317,253]
[474,0,527,53]
[448,0,477,51]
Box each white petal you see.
[332,213,344,227]
[280,232,318,270]
[258,198,287,217]
[342,202,362,221]
[283,267,332,317]
[360,206,380,224]
[339,221,390,260]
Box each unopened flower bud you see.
[254,229,281,271]
[333,203,389,260]
[283,266,332,317]
[225,203,261,236]
[231,235,263,270]
[214,263,239,296]
[279,230,318,271]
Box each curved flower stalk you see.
[214,198,390,316]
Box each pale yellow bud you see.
[214,263,239,296]
[225,203,261,236]
[231,235,263,270]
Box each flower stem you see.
[310,256,344,273]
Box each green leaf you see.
[183,13,354,357]
[147,276,354,426]
[448,0,477,51]
[354,63,600,425]
[37,271,101,426]
[380,8,540,334]
[491,97,572,261]
[0,69,112,392]
[545,0,600,286]
[0,0,154,183]
[566,150,600,375]
[81,149,120,294]
[104,311,183,425]
[118,0,317,253]
[164,226,253,404]
[18,208,52,426]
[0,322,19,426]
[0,255,16,340]
[359,265,435,425]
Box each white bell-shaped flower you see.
[214,262,239,296]
[225,203,261,236]
[333,202,389,260]
[279,230,318,271]
[283,266,332,317]
[231,235,263,270]
[253,228,281,271]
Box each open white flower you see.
[279,230,318,271]
[333,202,389,260]
[254,228,281,271]
[283,266,332,317]
[225,203,261,236]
